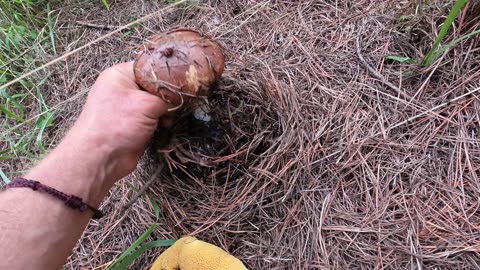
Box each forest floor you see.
[3,0,480,269]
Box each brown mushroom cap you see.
[134,28,225,108]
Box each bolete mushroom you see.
[134,28,225,111]
[150,236,247,270]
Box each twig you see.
[76,21,117,30]
[121,161,165,211]
[355,35,411,100]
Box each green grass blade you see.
[0,154,16,161]
[46,3,57,55]
[18,78,35,89]
[36,76,50,110]
[385,55,415,63]
[423,0,467,66]
[35,111,54,152]
[9,98,26,118]
[107,223,158,270]
[13,133,31,147]
[101,0,110,11]
[10,93,30,99]
[0,148,12,155]
[106,193,164,269]
[1,89,28,118]
[431,29,480,59]
[0,104,27,123]
[11,133,35,158]
[149,197,161,220]
[15,144,36,159]
[0,169,10,184]
[111,239,176,270]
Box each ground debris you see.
[37,0,480,269]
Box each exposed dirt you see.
[12,0,480,269]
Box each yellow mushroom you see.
[150,236,195,270]
[150,236,247,270]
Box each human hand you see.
[65,62,172,181]
[0,63,174,270]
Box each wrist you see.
[25,131,118,208]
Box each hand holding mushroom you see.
[134,29,245,269]
[134,28,225,125]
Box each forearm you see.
[0,62,167,269]
[0,129,116,270]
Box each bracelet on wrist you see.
[7,177,104,219]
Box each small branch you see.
[121,162,165,211]
[76,21,117,30]
[355,36,411,100]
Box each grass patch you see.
[422,0,468,65]
[0,0,56,180]
[108,195,175,270]
[388,0,479,66]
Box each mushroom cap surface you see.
[150,236,247,270]
[134,28,225,107]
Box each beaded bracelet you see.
[7,177,103,219]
